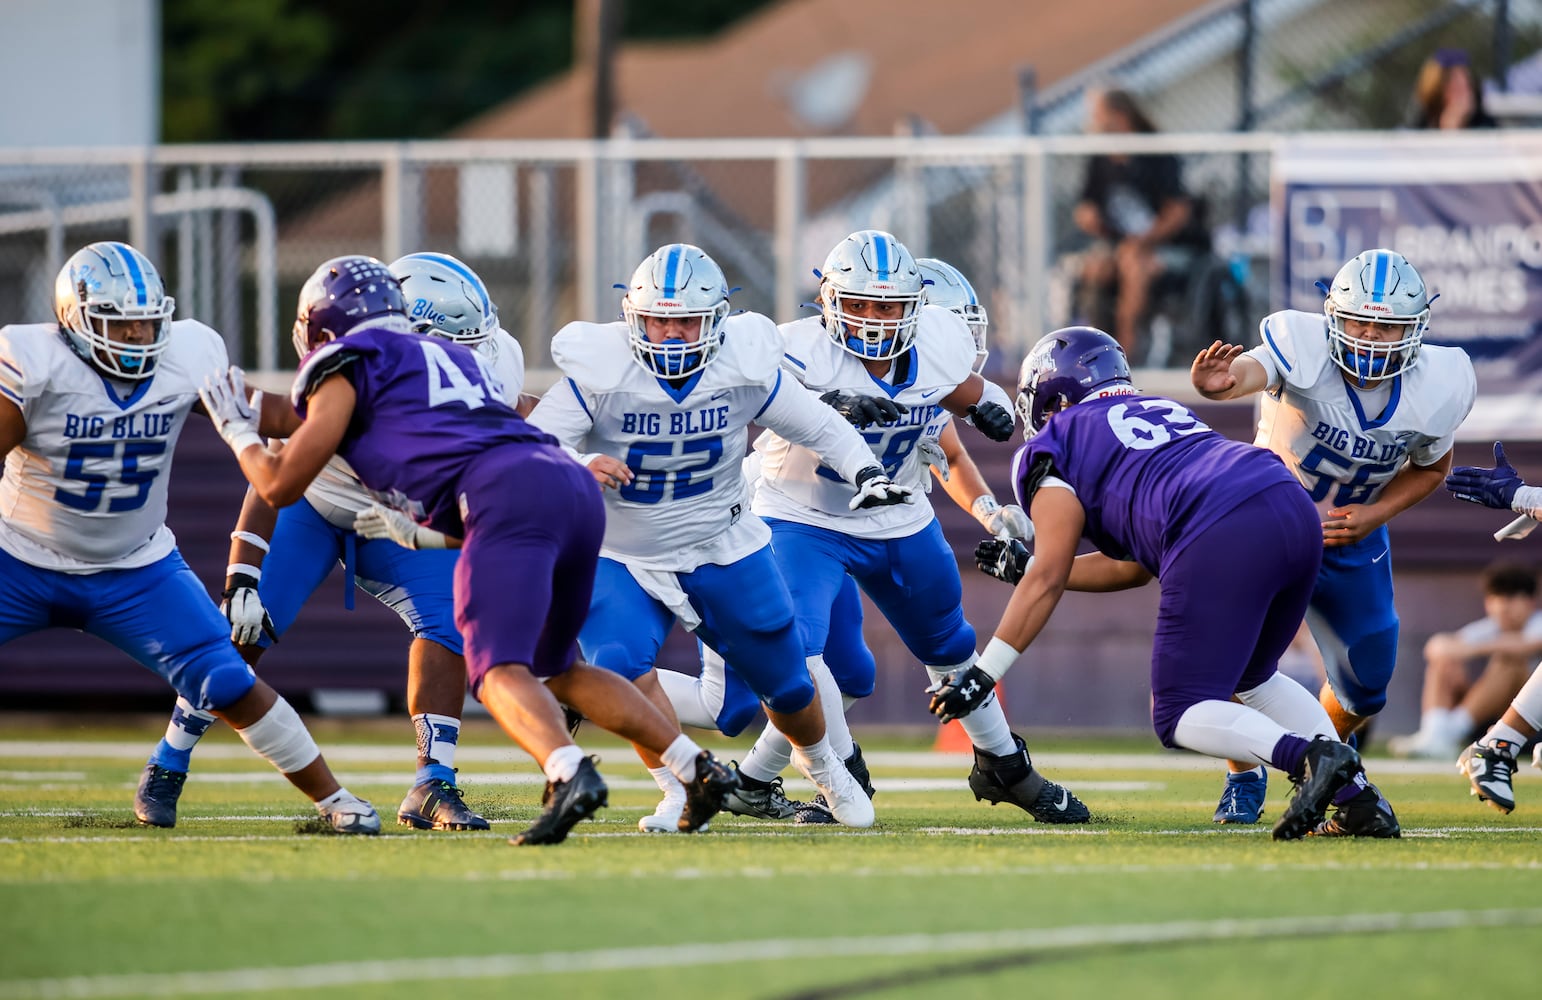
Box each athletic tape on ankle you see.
[237,697,320,773]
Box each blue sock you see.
[148,698,216,772]
[1270,734,1312,780]
[149,739,193,772]
[416,763,457,785]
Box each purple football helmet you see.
[1016,326,1132,436]
[292,255,409,360]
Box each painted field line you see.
[4,908,1541,998]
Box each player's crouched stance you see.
[0,242,377,834]
[199,255,736,845]
[937,327,1398,840]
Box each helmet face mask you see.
[1016,326,1133,438]
[916,257,988,373]
[1324,249,1430,383]
[820,230,923,361]
[53,242,175,381]
[621,244,731,379]
[292,255,409,362]
[390,252,500,359]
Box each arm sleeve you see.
[524,377,595,451]
[977,378,1013,414]
[757,373,879,483]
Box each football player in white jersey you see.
[1445,443,1542,811]
[132,252,521,833]
[0,241,379,834]
[1192,248,1475,835]
[528,243,914,830]
[729,231,1090,825]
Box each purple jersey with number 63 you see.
[1013,394,1297,574]
[292,327,557,537]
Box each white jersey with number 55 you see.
[753,306,975,539]
[1245,309,1475,514]
[0,319,227,571]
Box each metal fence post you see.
[128,154,154,254]
[1020,142,1050,362]
[381,146,421,262]
[774,145,804,324]
[576,150,600,324]
[525,164,556,364]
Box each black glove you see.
[820,390,908,428]
[927,665,997,722]
[966,401,1016,442]
[975,537,1031,585]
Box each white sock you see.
[412,713,461,769]
[656,669,719,730]
[316,787,362,809]
[1172,700,1293,768]
[841,694,859,712]
[649,765,685,803]
[791,733,837,771]
[1236,672,1336,740]
[807,656,854,760]
[660,734,701,784]
[543,744,585,784]
[928,660,1015,755]
[739,723,794,784]
[1483,722,1530,749]
[1509,665,1542,731]
[165,697,216,752]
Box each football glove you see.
[975,537,1032,585]
[916,437,949,492]
[965,400,1015,442]
[353,504,449,550]
[1447,441,1525,511]
[926,665,997,723]
[221,573,277,646]
[199,366,263,456]
[849,466,913,510]
[820,390,908,428]
[972,496,1032,541]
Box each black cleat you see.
[511,757,608,846]
[1310,781,1401,838]
[846,742,876,799]
[134,763,187,828]
[397,778,490,831]
[968,734,1090,824]
[723,765,800,819]
[679,751,738,833]
[1273,737,1361,841]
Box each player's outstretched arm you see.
[1191,341,1268,401]
[202,367,351,508]
[1448,442,1542,519]
[941,373,1016,442]
[1324,449,1451,547]
[759,376,910,503]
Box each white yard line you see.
[2,908,1540,998]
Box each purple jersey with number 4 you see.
[292,328,556,537]
[1013,394,1296,574]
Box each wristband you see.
[975,636,1021,683]
[230,530,270,552]
[227,563,263,582]
[1513,485,1542,518]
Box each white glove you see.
[849,467,913,510]
[199,367,263,456]
[220,571,276,646]
[353,503,448,550]
[972,496,1034,541]
[916,438,949,493]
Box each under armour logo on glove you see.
[849,466,913,510]
[975,537,1032,585]
[927,665,997,722]
[820,390,908,428]
[965,401,1015,442]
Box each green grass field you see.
[2,714,1540,999]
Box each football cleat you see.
[1272,737,1361,841]
[846,742,877,799]
[1458,740,1518,814]
[563,707,585,738]
[513,756,607,845]
[397,779,490,831]
[133,763,187,828]
[1310,781,1400,838]
[638,795,686,834]
[722,765,800,820]
[793,747,875,828]
[678,751,737,833]
[1213,767,1267,824]
[317,794,382,835]
[793,793,837,825]
[969,734,1090,824]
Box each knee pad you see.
[194,659,257,711]
[716,688,765,738]
[579,639,651,681]
[1328,624,1399,718]
[760,670,816,716]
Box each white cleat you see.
[318,794,381,835]
[638,794,688,834]
[793,748,875,828]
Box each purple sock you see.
[1271,734,1311,779]
[1332,769,1370,806]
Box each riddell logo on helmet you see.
[1359,303,1393,314]
[653,300,684,308]
[866,282,898,292]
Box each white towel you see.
[627,566,703,632]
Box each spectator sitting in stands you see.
[1389,561,1542,759]
[1072,87,1208,364]
[1409,48,1498,130]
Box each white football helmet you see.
[621,243,731,378]
[819,230,924,361]
[389,251,500,359]
[1324,249,1431,382]
[53,241,175,380]
[917,257,988,373]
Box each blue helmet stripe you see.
[403,253,491,316]
[872,235,890,279]
[111,242,148,305]
[662,245,683,296]
[1370,251,1389,303]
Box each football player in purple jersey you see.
[930,326,1399,840]
[197,255,737,846]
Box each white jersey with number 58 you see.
[1245,309,1475,514]
[0,320,227,571]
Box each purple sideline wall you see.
[0,406,1532,735]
